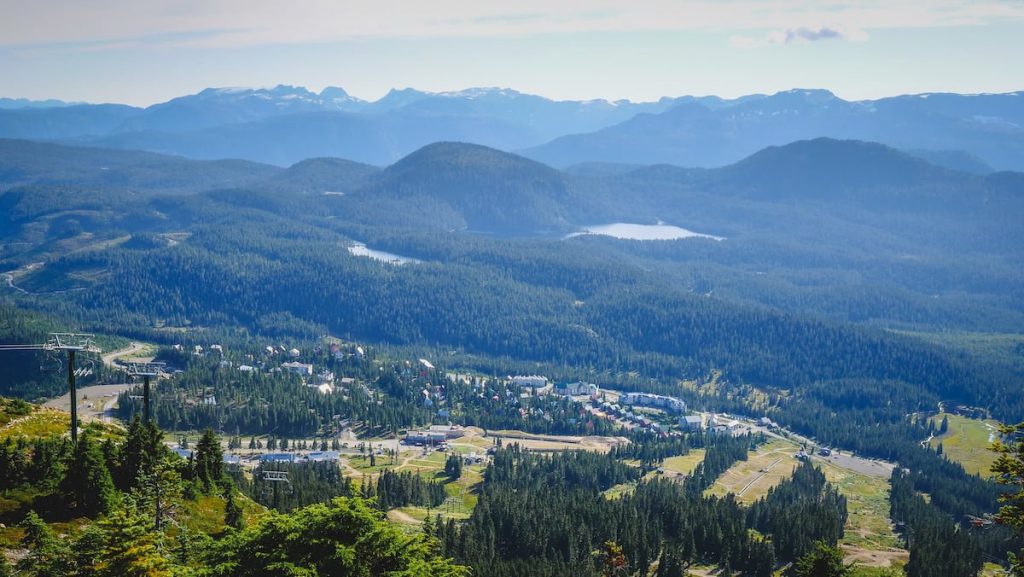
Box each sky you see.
[1,0,1022,106]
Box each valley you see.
[4,3,1024,575]
[0,115,1021,577]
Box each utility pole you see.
[127,362,165,424]
[0,332,100,444]
[48,333,100,445]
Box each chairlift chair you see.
[39,350,63,373]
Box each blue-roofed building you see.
[172,447,193,459]
[223,454,242,465]
[259,453,296,463]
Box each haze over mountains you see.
[1,85,1021,170]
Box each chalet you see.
[554,381,600,397]
[429,424,465,439]
[680,415,704,431]
[620,393,687,414]
[709,424,731,435]
[403,431,447,445]
[282,361,314,376]
[511,375,549,391]
[305,451,340,462]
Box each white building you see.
[620,393,687,413]
[281,361,314,376]
[428,424,465,439]
[554,381,600,397]
[511,375,548,389]
[680,415,704,431]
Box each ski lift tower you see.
[126,362,165,424]
[46,333,100,445]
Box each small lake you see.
[567,223,725,241]
[347,242,419,265]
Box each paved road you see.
[101,342,147,366]
[703,412,896,479]
[43,383,135,421]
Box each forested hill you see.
[256,157,380,194]
[1,136,1021,424]
[0,138,280,193]
[355,142,582,234]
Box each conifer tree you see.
[17,510,70,577]
[194,428,224,493]
[224,486,244,530]
[993,421,1024,575]
[792,541,853,577]
[93,507,171,577]
[62,433,118,516]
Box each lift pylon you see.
[46,333,100,444]
[126,362,166,424]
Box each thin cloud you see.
[732,24,869,47]
[780,27,844,43]
[0,0,1019,50]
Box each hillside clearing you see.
[928,413,1000,477]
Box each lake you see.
[347,242,420,265]
[566,222,725,241]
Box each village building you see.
[680,415,704,431]
[554,381,600,397]
[620,392,687,413]
[281,361,314,377]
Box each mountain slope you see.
[91,110,541,166]
[0,104,140,139]
[357,142,581,234]
[0,138,280,193]
[111,85,368,133]
[522,89,1024,171]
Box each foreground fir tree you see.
[91,507,171,577]
[61,432,118,516]
[0,552,11,577]
[994,421,1024,576]
[17,511,71,577]
[791,541,853,577]
[205,497,467,576]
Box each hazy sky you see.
[1,0,1022,105]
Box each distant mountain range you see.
[0,85,678,165]
[3,85,1021,170]
[0,97,78,109]
[521,89,1024,172]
